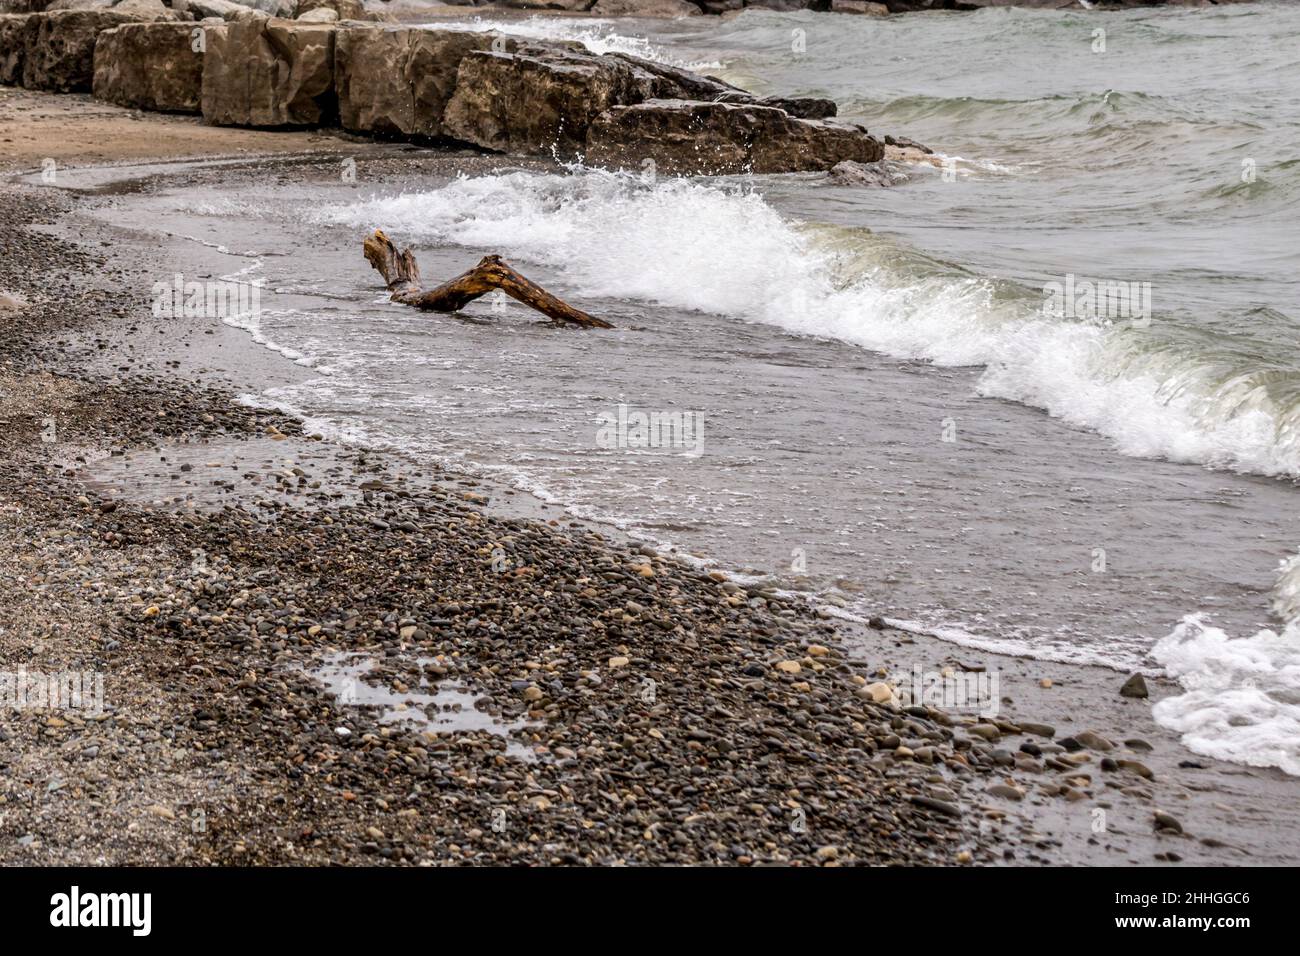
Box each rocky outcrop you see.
[588,0,702,15]
[334,25,500,139]
[585,99,883,175]
[296,0,362,17]
[22,9,149,91]
[827,0,889,13]
[92,20,202,111]
[112,0,180,18]
[442,46,747,158]
[171,0,250,19]
[0,13,35,85]
[442,48,656,157]
[200,17,337,127]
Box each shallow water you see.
[98,3,1300,774]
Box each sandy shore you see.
[2,87,1297,866]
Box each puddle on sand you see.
[313,652,537,761]
[73,435,373,513]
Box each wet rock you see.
[1119,673,1149,699]
[1154,810,1183,834]
[826,159,900,187]
[585,99,884,175]
[910,795,961,817]
[296,0,361,17]
[829,0,889,13]
[111,0,177,18]
[295,6,334,20]
[1118,759,1154,779]
[93,21,202,112]
[201,18,337,127]
[589,0,702,14]
[1071,730,1114,752]
[987,783,1025,801]
[171,0,246,18]
[1018,721,1055,738]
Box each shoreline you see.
[2,86,1297,866]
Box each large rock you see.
[93,20,202,111]
[442,48,667,158]
[171,0,248,18]
[200,17,336,126]
[585,99,883,175]
[295,0,360,17]
[22,9,147,91]
[334,25,496,138]
[0,13,36,85]
[0,1,53,12]
[111,0,179,18]
[589,0,702,15]
[441,46,744,158]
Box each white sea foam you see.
[321,169,1300,479]
[1151,612,1300,777]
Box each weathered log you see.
[362,229,611,329]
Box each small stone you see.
[608,656,630,669]
[1120,673,1149,699]
[956,850,973,864]
[860,681,893,704]
[1018,722,1055,738]
[1118,759,1154,779]
[522,685,544,702]
[147,804,175,820]
[1154,811,1182,834]
[815,845,839,860]
[807,644,830,657]
[987,783,1025,801]
[1039,678,1053,688]
[1073,730,1114,752]
[366,826,385,840]
[775,660,801,675]
[969,723,1001,741]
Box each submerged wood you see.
[363,229,612,329]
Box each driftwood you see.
[363,230,611,329]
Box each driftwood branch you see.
[363,229,611,329]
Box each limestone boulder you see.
[171,0,248,18]
[589,0,701,15]
[335,26,506,139]
[200,17,336,126]
[111,0,180,17]
[295,0,360,17]
[93,20,202,111]
[442,48,680,158]
[0,13,36,85]
[585,99,884,175]
[22,9,147,91]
